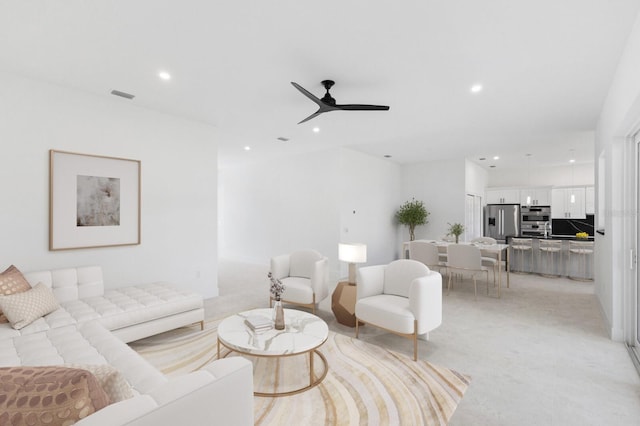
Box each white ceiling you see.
[2,1,638,169]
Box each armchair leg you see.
[355,318,360,338]
[413,320,418,361]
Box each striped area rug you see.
[130,319,470,425]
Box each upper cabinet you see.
[551,187,586,219]
[585,186,595,215]
[519,187,551,206]
[486,188,520,204]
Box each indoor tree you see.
[396,199,429,241]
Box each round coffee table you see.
[217,308,329,397]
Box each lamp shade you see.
[338,243,367,263]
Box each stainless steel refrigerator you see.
[484,204,520,243]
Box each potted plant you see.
[447,222,465,244]
[396,199,429,241]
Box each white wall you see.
[0,71,219,297]
[338,148,402,268]
[219,149,340,267]
[219,148,401,281]
[401,158,466,241]
[487,163,594,187]
[465,159,488,196]
[595,11,640,340]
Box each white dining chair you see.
[471,237,498,285]
[408,240,444,272]
[445,244,490,300]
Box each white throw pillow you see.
[0,282,60,329]
[66,363,134,403]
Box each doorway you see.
[465,194,483,241]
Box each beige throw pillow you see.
[66,364,134,403]
[0,265,32,323]
[0,282,59,329]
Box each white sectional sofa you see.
[0,266,254,425]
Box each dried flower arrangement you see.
[268,272,285,301]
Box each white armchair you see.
[270,249,329,313]
[355,259,442,361]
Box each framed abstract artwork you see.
[49,150,141,250]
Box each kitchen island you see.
[508,236,594,280]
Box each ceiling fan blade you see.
[291,82,325,108]
[297,109,326,124]
[337,104,390,111]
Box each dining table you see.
[403,239,510,298]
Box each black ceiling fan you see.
[291,80,390,124]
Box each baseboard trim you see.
[626,343,640,377]
[596,295,624,341]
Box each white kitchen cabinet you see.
[551,187,586,219]
[585,186,595,215]
[486,188,520,204]
[520,187,551,206]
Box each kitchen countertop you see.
[510,235,595,242]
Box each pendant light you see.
[569,156,576,203]
[526,154,532,205]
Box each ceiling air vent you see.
[110,90,135,100]
[276,137,290,142]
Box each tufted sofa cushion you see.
[0,321,167,394]
[62,283,203,332]
[7,272,203,342]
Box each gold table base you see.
[217,338,328,397]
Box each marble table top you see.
[217,308,329,356]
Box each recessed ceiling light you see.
[569,159,575,163]
[312,127,320,133]
[244,146,251,151]
[470,84,483,93]
[493,156,499,160]
[158,71,171,81]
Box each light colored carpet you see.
[131,318,470,426]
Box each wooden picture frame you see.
[49,150,141,250]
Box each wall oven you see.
[520,206,551,237]
[521,206,551,222]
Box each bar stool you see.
[510,238,533,273]
[568,241,594,281]
[538,240,562,277]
